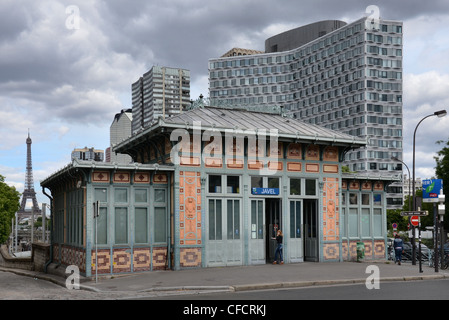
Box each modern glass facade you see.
[208,17,403,208]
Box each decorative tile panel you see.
[323,164,338,173]
[180,248,201,268]
[374,240,386,259]
[152,247,167,270]
[323,146,338,162]
[323,243,339,260]
[112,248,131,273]
[134,172,150,184]
[92,249,111,274]
[92,171,109,183]
[305,145,319,161]
[305,163,319,173]
[133,248,151,272]
[374,181,384,191]
[113,172,130,183]
[153,173,168,184]
[179,171,202,245]
[287,162,301,172]
[362,181,372,191]
[287,143,302,159]
[322,178,339,242]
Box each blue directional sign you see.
[251,187,279,195]
[422,179,443,203]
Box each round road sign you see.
[410,215,419,227]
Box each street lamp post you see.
[391,156,411,210]
[412,110,447,212]
[412,110,447,272]
[392,156,415,264]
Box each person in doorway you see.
[272,229,284,265]
[393,234,404,265]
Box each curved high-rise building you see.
[265,20,347,53]
[209,17,404,208]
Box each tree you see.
[434,139,449,229]
[0,175,20,244]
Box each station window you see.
[268,177,279,189]
[305,179,317,196]
[374,194,382,206]
[209,199,222,240]
[95,188,107,202]
[134,208,148,243]
[208,175,241,194]
[154,207,167,243]
[227,176,240,193]
[289,179,301,195]
[115,188,128,203]
[135,189,148,203]
[251,176,263,189]
[362,194,370,205]
[209,175,222,193]
[154,189,166,202]
[114,207,128,244]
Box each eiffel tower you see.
[17,131,41,220]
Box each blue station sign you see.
[422,179,443,203]
[251,187,279,195]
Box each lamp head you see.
[434,110,447,118]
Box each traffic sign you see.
[400,211,428,216]
[422,179,443,203]
[410,216,420,227]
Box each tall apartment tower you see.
[107,108,133,164]
[208,17,404,208]
[131,66,190,134]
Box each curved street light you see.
[412,110,447,212]
[391,156,411,210]
[392,156,415,263]
[412,110,446,271]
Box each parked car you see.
[402,242,431,261]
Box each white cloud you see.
[2,0,449,203]
[58,126,70,138]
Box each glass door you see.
[289,200,303,262]
[250,199,265,264]
[206,198,243,267]
[266,199,281,263]
[304,199,318,261]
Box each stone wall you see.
[31,243,50,272]
[0,245,33,270]
[0,243,50,272]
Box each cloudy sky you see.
[1,0,449,208]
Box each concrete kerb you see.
[3,265,449,297]
[231,273,449,292]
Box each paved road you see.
[148,278,449,300]
[0,270,123,300]
[0,269,222,300]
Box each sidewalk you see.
[86,261,449,293]
[2,260,449,298]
